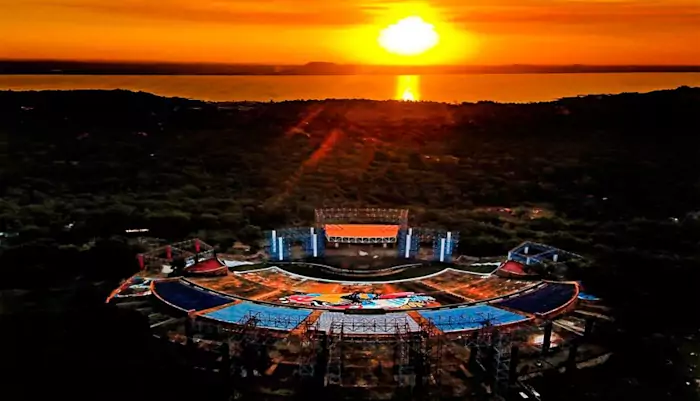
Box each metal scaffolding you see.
[491,330,513,397]
[325,321,345,387]
[265,227,324,260]
[226,313,281,398]
[507,241,583,266]
[297,318,321,379]
[320,316,442,397]
[475,325,513,399]
[184,312,325,396]
[223,310,309,332]
[176,314,268,398]
[396,227,460,261]
[315,208,409,228]
[155,307,507,401]
[419,319,444,389]
[394,320,417,387]
[397,228,421,259]
[324,315,420,334]
[430,230,460,263]
[138,238,215,271]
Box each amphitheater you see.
[107,209,604,400]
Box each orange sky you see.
[1,0,699,65]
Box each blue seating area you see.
[496,283,577,314]
[154,280,233,311]
[578,293,600,301]
[204,302,312,331]
[419,305,528,333]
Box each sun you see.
[378,16,439,56]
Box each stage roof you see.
[324,224,400,239]
[500,260,528,275]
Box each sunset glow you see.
[0,1,698,65]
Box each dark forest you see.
[1,88,699,401]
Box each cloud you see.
[360,0,700,34]
[21,0,700,35]
[29,0,373,26]
[444,1,700,34]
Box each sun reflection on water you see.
[396,75,420,101]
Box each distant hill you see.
[1,59,700,75]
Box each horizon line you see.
[2,58,700,68]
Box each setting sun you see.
[379,16,439,56]
[396,75,420,101]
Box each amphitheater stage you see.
[324,224,400,243]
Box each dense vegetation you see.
[1,88,700,400]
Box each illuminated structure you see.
[136,238,215,271]
[267,227,325,261]
[108,232,598,401]
[507,241,583,266]
[266,208,459,262]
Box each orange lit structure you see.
[108,232,594,399]
[267,208,459,261]
[137,238,216,272]
[324,224,400,243]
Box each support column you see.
[277,237,284,261]
[566,338,579,374]
[542,321,553,354]
[405,228,412,259]
[439,238,446,262]
[467,331,479,369]
[585,318,595,337]
[445,232,452,262]
[185,313,195,350]
[509,345,519,385]
[220,342,231,380]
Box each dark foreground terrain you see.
[1,88,700,400]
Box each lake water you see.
[1,73,699,103]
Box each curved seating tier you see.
[495,282,577,315]
[449,276,535,301]
[203,302,312,331]
[151,278,575,335]
[418,305,529,333]
[317,312,421,334]
[153,280,233,311]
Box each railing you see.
[280,261,424,275]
